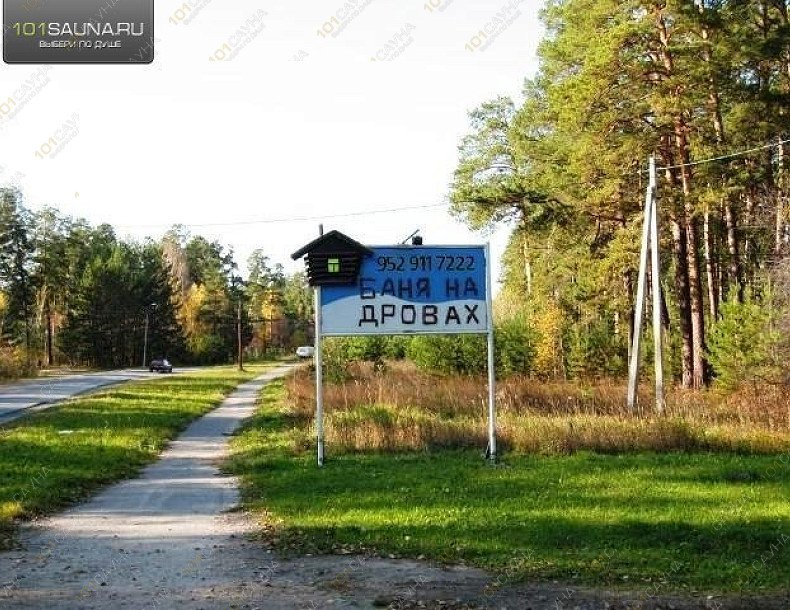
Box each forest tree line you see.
[451,0,790,390]
[0,187,313,375]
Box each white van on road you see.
[295,346,315,359]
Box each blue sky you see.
[0,0,543,286]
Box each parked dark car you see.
[149,358,173,373]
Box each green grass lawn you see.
[0,364,273,548]
[228,380,790,593]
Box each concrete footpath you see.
[1,364,296,609]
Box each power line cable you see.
[29,139,790,234]
[654,137,790,172]
[116,203,448,230]
[501,137,790,177]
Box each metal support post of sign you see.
[485,242,497,462]
[314,285,325,467]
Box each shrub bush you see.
[320,319,538,380]
[406,317,537,377]
[321,337,355,383]
[0,346,36,380]
[567,318,627,379]
[707,296,781,391]
[495,316,537,376]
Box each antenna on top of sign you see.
[401,229,420,244]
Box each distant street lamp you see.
[142,303,157,368]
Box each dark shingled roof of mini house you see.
[291,230,373,260]
[291,231,373,287]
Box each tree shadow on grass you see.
[232,424,790,591]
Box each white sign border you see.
[312,242,496,467]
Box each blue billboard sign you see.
[319,245,490,336]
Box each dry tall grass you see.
[285,362,790,455]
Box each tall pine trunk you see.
[777,140,786,256]
[674,115,709,388]
[655,10,700,388]
[704,206,719,320]
[662,138,695,388]
[743,190,755,282]
[685,215,708,387]
[698,3,723,322]
[723,200,744,302]
[669,215,694,389]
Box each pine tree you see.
[451,0,790,389]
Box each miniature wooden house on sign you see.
[291,230,372,287]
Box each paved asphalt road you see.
[0,368,195,424]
